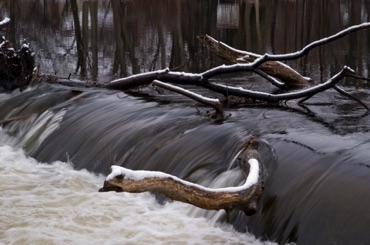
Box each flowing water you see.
[0,144,272,245]
[1,1,370,244]
[0,85,278,245]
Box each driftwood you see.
[197,35,311,87]
[102,23,370,116]
[2,17,368,117]
[99,137,264,217]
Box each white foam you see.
[0,145,274,245]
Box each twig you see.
[253,22,370,65]
[346,73,370,81]
[204,67,354,101]
[152,80,224,117]
[253,68,286,89]
[333,85,369,111]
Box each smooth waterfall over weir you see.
[0,84,278,245]
[1,83,370,244]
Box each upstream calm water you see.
[1,1,370,245]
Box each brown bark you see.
[197,35,311,87]
[99,137,264,216]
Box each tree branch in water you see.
[197,35,311,87]
[102,23,370,112]
[151,80,224,117]
[99,137,264,217]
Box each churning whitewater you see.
[0,143,274,245]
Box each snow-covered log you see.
[106,65,367,109]
[106,22,370,91]
[197,35,311,87]
[101,23,370,111]
[0,17,10,28]
[99,137,264,216]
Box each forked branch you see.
[101,23,370,113]
[197,35,311,87]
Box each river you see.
[1,1,370,244]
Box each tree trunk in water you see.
[197,35,311,87]
[99,137,264,216]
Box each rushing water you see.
[1,1,370,245]
[0,85,280,245]
[0,144,276,245]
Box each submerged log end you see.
[99,180,123,192]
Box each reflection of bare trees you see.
[90,1,98,79]
[71,0,99,78]
[111,0,139,76]
[238,0,370,81]
[70,0,85,75]
[0,0,369,82]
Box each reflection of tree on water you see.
[1,1,369,83]
[70,0,85,76]
[111,0,139,77]
[70,0,98,78]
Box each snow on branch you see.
[106,68,203,90]
[99,137,264,217]
[98,24,370,114]
[197,35,311,87]
[151,80,224,117]
[105,158,259,193]
[0,17,10,28]
[252,22,370,65]
[204,66,358,102]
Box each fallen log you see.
[197,35,311,87]
[102,22,370,112]
[99,137,264,217]
[11,22,368,114]
[105,65,368,109]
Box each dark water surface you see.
[1,1,370,244]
